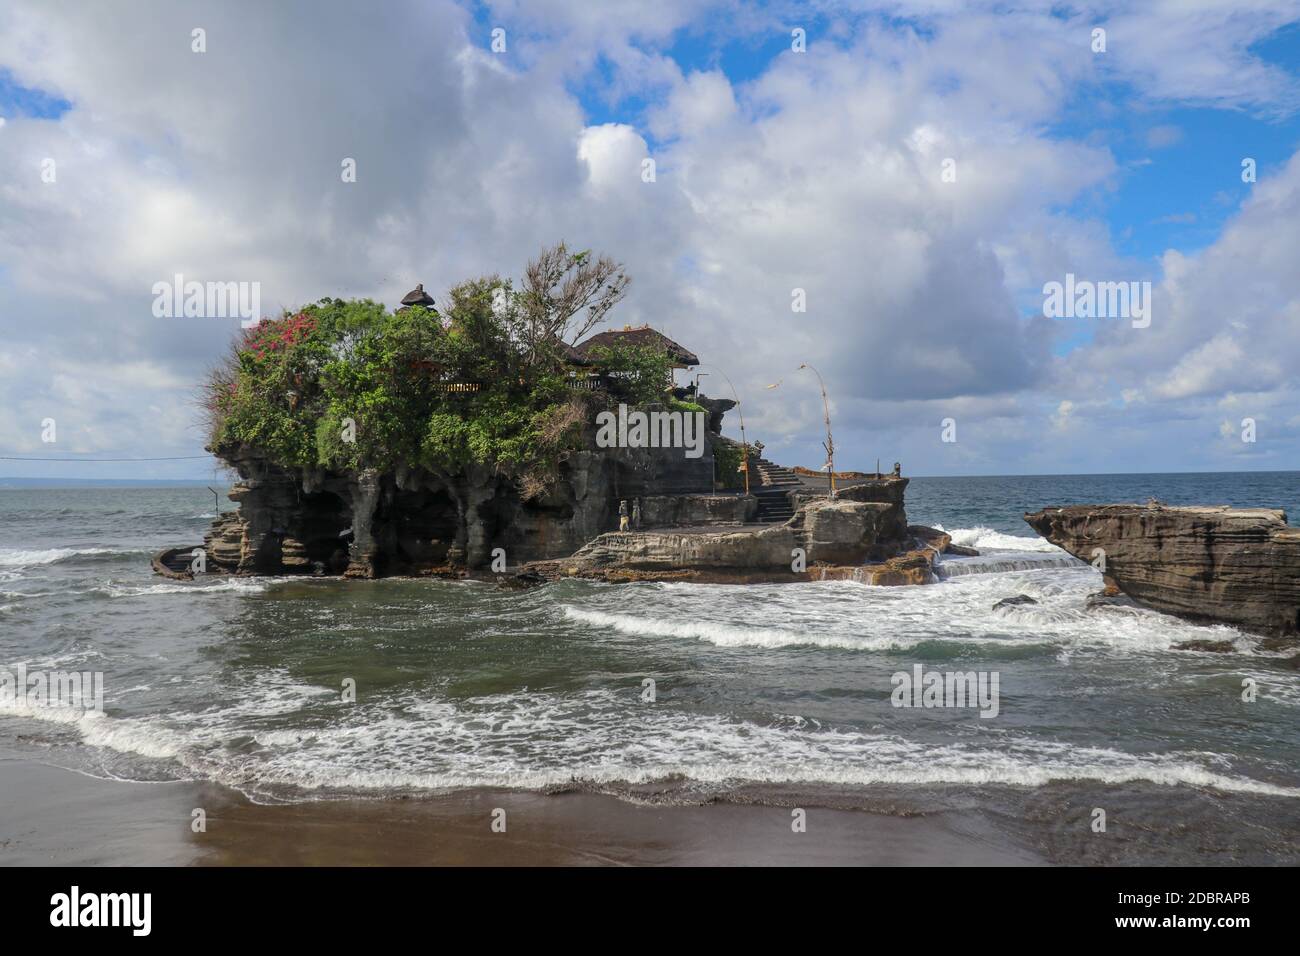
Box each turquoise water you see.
[1,473,1297,864]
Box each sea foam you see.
[12,684,1298,801]
[0,546,136,567]
[934,526,1066,553]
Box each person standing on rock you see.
[632,498,642,530]
[619,499,630,531]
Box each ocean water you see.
[2,472,1298,864]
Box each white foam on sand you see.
[11,683,1297,800]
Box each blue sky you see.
[474,3,1300,361]
[2,0,1300,480]
[0,68,72,120]
[566,14,1300,273]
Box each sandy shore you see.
[0,757,1044,866]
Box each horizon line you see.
[3,467,1299,486]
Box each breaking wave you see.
[6,684,1297,800]
[934,526,1065,553]
[88,577,281,598]
[562,605,1028,651]
[0,546,142,567]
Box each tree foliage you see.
[585,343,675,406]
[205,245,669,492]
[511,242,629,368]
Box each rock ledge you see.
[1025,503,1300,638]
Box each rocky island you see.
[157,245,959,587]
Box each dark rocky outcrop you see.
[202,439,725,577]
[1024,504,1300,638]
[696,395,737,436]
[993,595,1038,611]
[201,449,362,576]
[1084,591,1141,612]
[496,570,547,590]
[174,390,946,588]
[811,526,955,586]
[151,547,196,581]
[197,397,743,578]
[183,430,956,589]
[1171,640,1236,653]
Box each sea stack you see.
[1024,503,1300,639]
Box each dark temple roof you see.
[548,337,593,366]
[572,325,699,366]
[399,283,435,308]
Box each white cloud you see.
[578,124,649,193]
[0,0,1298,479]
[649,70,737,140]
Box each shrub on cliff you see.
[712,438,747,491]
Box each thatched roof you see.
[399,283,435,308]
[573,325,699,366]
[547,337,593,366]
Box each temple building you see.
[392,286,696,395]
[572,324,699,370]
[572,324,699,390]
[397,283,436,312]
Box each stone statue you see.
[632,498,642,530]
[892,462,901,477]
[618,499,630,531]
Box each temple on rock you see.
[154,281,939,585]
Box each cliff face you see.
[1024,504,1300,637]
[204,424,723,577]
[200,431,926,582]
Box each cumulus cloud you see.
[578,124,650,192]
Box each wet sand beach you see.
[0,757,1044,866]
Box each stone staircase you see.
[750,457,801,523]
